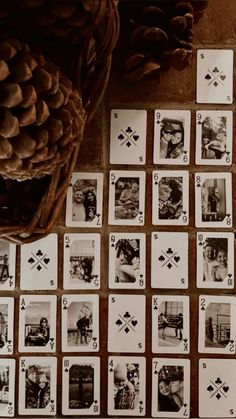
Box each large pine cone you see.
[119,1,208,80]
[0,38,86,181]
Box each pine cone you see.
[0,38,86,181]
[119,1,208,80]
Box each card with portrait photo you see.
[152,171,189,226]
[152,295,190,354]
[197,232,234,289]
[20,234,58,290]
[109,233,145,289]
[62,356,100,416]
[63,233,100,290]
[198,295,236,354]
[110,109,147,165]
[61,294,99,353]
[108,356,146,416]
[108,171,145,226]
[195,172,232,228]
[195,110,233,165]
[0,297,14,355]
[19,295,57,353]
[151,232,188,289]
[0,242,16,291]
[152,358,190,418]
[66,172,103,228]
[0,358,15,417]
[153,110,190,165]
[19,356,57,416]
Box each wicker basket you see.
[0,0,120,244]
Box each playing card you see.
[195,172,232,228]
[108,171,145,226]
[196,49,233,104]
[198,295,236,354]
[19,356,57,416]
[63,233,101,290]
[195,110,233,165]
[152,171,189,225]
[20,234,58,290]
[108,294,145,353]
[0,297,14,355]
[152,295,190,354]
[151,232,188,289]
[0,242,16,291]
[108,356,146,416]
[62,356,100,416]
[61,294,99,353]
[19,294,57,353]
[109,233,146,289]
[197,232,234,289]
[0,358,15,417]
[152,358,190,417]
[110,109,147,165]
[153,110,190,165]
[65,172,103,227]
[199,359,236,417]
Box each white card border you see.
[0,297,14,355]
[0,358,15,417]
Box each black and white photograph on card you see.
[0,359,15,417]
[62,357,100,416]
[108,356,146,416]
[108,171,145,226]
[0,298,14,355]
[110,109,147,165]
[153,110,190,165]
[0,242,16,291]
[109,233,145,289]
[61,294,99,353]
[198,296,236,354]
[66,172,103,227]
[19,295,56,353]
[152,296,189,354]
[197,232,234,289]
[195,111,232,165]
[151,232,188,289]
[63,234,100,290]
[152,358,190,418]
[152,171,189,225]
[19,357,57,416]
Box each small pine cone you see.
[0,38,86,181]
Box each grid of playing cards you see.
[0,48,235,418]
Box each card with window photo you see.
[198,295,236,354]
[20,234,58,290]
[109,233,145,289]
[62,356,100,416]
[0,242,16,291]
[0,359,15,417]
[195,110,232,165]
[0,297,14,355]
[61,294,99,353]
[19,295,57,353]
[152,358,190,418]
[108,171,145,226]
[151,232,188,289]
[63,234,100,290]
[152,295,190,354]
[66,172,103,227]
[197,232,234,289]
[107,356,146,416]
[152,171,189,225]
[19,356,57,416]
[195,172,232,228]
[153,110,190,165]
[110,109,147,165]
